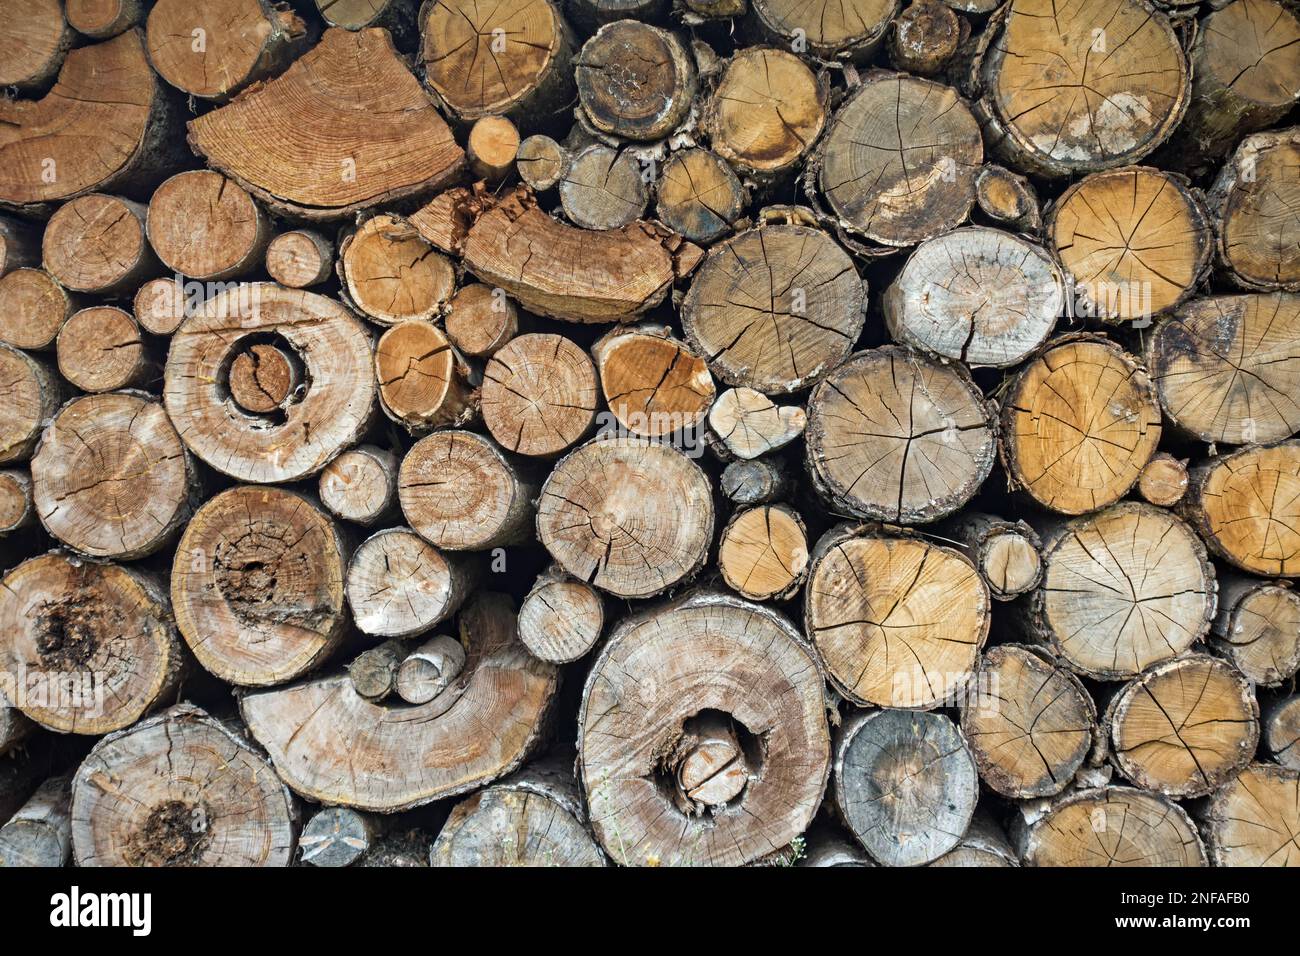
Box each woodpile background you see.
[1,0,1300,869]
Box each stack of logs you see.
[1,0,1300,869]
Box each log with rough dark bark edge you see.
[718,503,809,602]
[418,0,576,126]
[975,164,1041,233]
[1000,334,1162,516]
[445,283,519,359]
[1138,453,1188,508]
[0,471,34,538]
[0,774,71,867]
[517,564,604,663]
[318,444,399,527]
[431,761,607,866]
[1148,294,1300,445]
[41,193,156,294]
[398,429,537,550]
[681,222,865,395]
[0,0,72,91]
[537,436,714,598]
[1160,0,1300,173]
[805,524,990,709]
[299,806,378,867]
[31,392,197,560]
[929,813,1018,867]
[242,591,558,811]
[56,307,152,394]
[655,149,745,244]
[592,323,714,439]
[0,217,41,278]
[1014,787,1206,867]
[0,268,80,351]
[188,28,464,221]
[66,0,143,39]
[516,135,569,192]
[578,590,828,866]
[1265,695,1300,770]
[558,145,649,230]
[748,0,898,61]
[969,0,1189,179]
[0,30,183,214]
[396,634,467,704]
[346,527,476,638]
[1106,654,1258,799]
[709,387,805,460]
[146,170,271,281]
[1181,440,1300,577]
[145,0,309,101]
[1201,762,1300,867]
[71,703,297,867]
[0,551,185,736]
[170,485,349,688]
[722,456,789,505]
[1212,572,1300,687]
[832,708,978,867]
[1048,167,1212,323]
[133,277,188,336]
[941,512,1042,601]
[375,321,476,434]
[339,214,455,325]
[805,345,997,523]
[467,116,521,182]
[163,283,376,484]
[0,345,64,466]
[482,333,598,457]
[883,226,1063,368]
[575,19,696,142]
[265,229,334,289]
[1209,127,1300,292]
[1026,502,1216,680]
[889,0,964,76]
[814,72,982,248]
[706,47,827,180]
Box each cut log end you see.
[1017,788,1206,866]
[56,307,150,393]
[1203,763,1300,866]
[265,230,334,289]
[396,635,467,705]
[445,284,518,359]
[467,116,521,181]
[300,807,375,868]
[341,215,454,325]
[318,445,398,527]
[1138,453,1189,507]
[483,333,597,457]
[346,528,472,638]
[518,565,604,664]
[375,321,475,433]
[147,170,270,281]
[718,504,809,602]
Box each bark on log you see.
[1208,128,1300,292]
[299,806,377,867]
[0,471,35,537]
[718,503,808,602]
[71,704,297,866]
[147,170,271,281]
[339,214,455,324]
[318,444,399,527]
[346,528,475,638]
[66,0,143,39]
[805,525,990,708]
[832,708,978,867]
[559,146,650,230]
[578,591,829,867]
[517,564,605,663]
[709,387,805,460]
[445,284,519,359]
[482,333,598,457]
[396,634,467,704]
[0,552,186,735]
[749,0,897,61]
[375,321,476,433]
[941,512,1042,600]
[974,164,1041,233]
[0,774,71,867]
[1137,453,1189,508]
[1201,763,1300,866]
[1211,571,1300,687]
[1264,695,1300,770]
[55,307,152,393]
[241,591,559,811]
[575,20,695,141]
[592,323,714,439]
[655,149,745,244]
[0,0,72,91]
[889,0,964,76]
[805,346,997,523]
[188,27,464,220]
[1014,787,1206,866]
[0,346,64,466]
[31,392,197,560]
[516,135,569,191]
[42,194,156,294]
[1000,335,1162,515]
[0,268,80,351]
[170,486,349,687]
[537,437,714,597]
[265,230,334,289]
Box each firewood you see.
[578,591,829,866]
[0,346,64,466]
[816,73,981,246]
[721,457,789,505]
[1001,335,1162,515]
[65,0,142,38]
[806,346,996,523]
[575,20,695,141]
[71,704,297,866]
[315,0,416,30]
[0,701,33,759]
[482,333,598,456]
[227,342,300,415]
[346,528,475,638]
[345,638,407,703]
[265,230,334,289]
[55,307,152,393]
[516,135,569,191]
[708,387,805,460]
[31,392,197,559]
[170,486,349,687]
[0,471,34,537]
[889,0,963,76]
[930,813,1018,868]
[0,268,80,351]
[832,708,978,867]
[559,145,650,230]
[942,512,1042,600]
[1208,128,1300,291]
[0,217,41,278]
[163,284,376,484]
[445,283,519,359]
[299,807,378,868]
[1264,696,1300,770]
[798,824,873,867]
[1211,571,1300,687]
[41,194,155,294]
[466,116,521,182]
[1201,763,1300,866]
[432,762,606,867]
[395,634,467,705]
[0,552,186,734]
[655,149,745,243]
[749,0,897,60]
[132,277,188,335]
[883,226,1063,367]
[537,437,713,597]
[517,564,604,663]
[318,445,399,527]
[682,223,865,394]
[0,0,72,91]
[1137,453,1189,508]
[592,323,714,439]
[375,321,475,433]
[398,430,537,550]
[241,591,559,811]
[1181,440,1300,576]
[568,0,668,31]
[1027,503,1216,680]
[339,214,455,324]
[1014,788,1206,867]
[718,504,808,602]
[147,170,271,282]
[1048,168,1212,322]
[188,27,464,220]
[971,0,1189,178]
[0,744,46,826]
[805,525,990,708]
[975,164,1041,233]
[0,774,71,867]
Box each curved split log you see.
[242,591,559,811]
[709,387,805,460]
[592,324,714,439]
[170,486,349,687]
[749,0,897,61]
[718,504,808,602]
[1208,129,1300,292]
[805,346,997,523]
[188,27,464,220]
[942,512,1042,600]
[575,20,695,141]
[147,170,270,281]
[346,527,474,638]
[375,321,475,434]
[66,0,143,39]
[655,149,744,244]
[482,333,598,457]
[446,283,519,359]
[832,708,978,867]
[0,346,64,466]
[0,268,80,351]
[578,591,829,867]
[0,0,72,91]
[339,214,455,324]
[31,392,196,560]
[42,194,155,294]
[0,552,185,735]
[975,164,1041,233]
[517,564,604,664]
[1211,572,1300,687]
[1201,763,1300,867]
[537,437,714,598]
[318,445,399,527]
[0,471,35,537]
[396,634,467,704]
[516,135,569,192]
[559,145,649,230]
[1137,453,1189,508]
[71,704,297,866]
[56,307,151,393]
[1014,787,1206,867]
[1264,696,1300,770]
[0,775,71,867]
[265,229,334,289]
